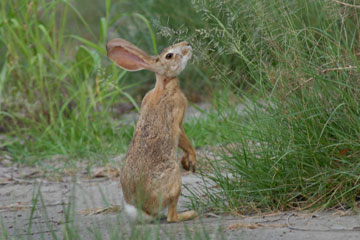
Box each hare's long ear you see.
[106,38,153,71]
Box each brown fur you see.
[107,38,197,222]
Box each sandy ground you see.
[1,163,360,240]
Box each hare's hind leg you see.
[163,162,197,222]
[167,194,197,223]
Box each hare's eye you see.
[165,53,173,59]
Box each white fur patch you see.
[122,201,154,223]
[124,203,139,222]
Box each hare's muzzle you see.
[181,43,192,58]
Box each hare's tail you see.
[123,202,153,223]
[121,190,153,223]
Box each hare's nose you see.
[182,41,190,47]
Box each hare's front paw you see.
[181,154,196,172]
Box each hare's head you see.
[106,38,192,78]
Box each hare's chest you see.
[134,91,185,142]
[137,104,174,136]
[128,103,177,161]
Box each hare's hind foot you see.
[179,210,198,221]
[167,210,197,223]
[167,197,197,222]
[166,189,198,223]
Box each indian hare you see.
[106,38,197,223]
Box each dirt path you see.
[1,164,360,240]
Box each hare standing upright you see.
[106,38,197,223]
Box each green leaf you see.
[71,35,106,55]
[76,45,96,76]
[99,17,107,45]
[105,0,112,19]
[133,13,158,55]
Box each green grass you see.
[0,0,152,164]
[180,0,360,213]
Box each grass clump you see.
[178,0,360,212]
[0,0,141,163]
